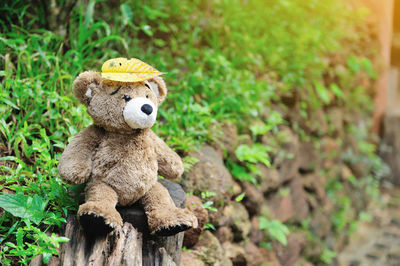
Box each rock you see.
[308,108,328,135]
[218,121,238,154]
[348,160,369,179]
[242,182,264,216]
[326,107,344,137]
[322,197,335,215]
[260,202,275,220]
[274,232,306,266]
[208,209,222,227]
[215,226,233,243]
[294,258,314,266]
[243,242,266,266]
[343,181,368,214]
[310,208,332,238]
[183,196,208,248]
[211,142,225,159]
[259,166,282,193]
[222,242,246,266]
[265,191,294,223]
[159,178,187,206]
[288,107,327,136]
[193,231,225,266]
[249,216,263,245]
[305,193,318,210]
[341,165,354,180]
[289,177,309,222]
[181,145,233,206]
[259,247,281,266]
[271,126,300,181]
[303,237,324,261]
[219,202,251,241]
[320,137,341,169]
[221,254,233,266]
[180,251,205,266]
[232,182,243,197]
[301,173,326,201]
[237,134,253,147]
[342,134,369,178]
[325,164,342,182]
[298,142,319,173]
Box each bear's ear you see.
[73,71,102,106]
[148,76,167,104]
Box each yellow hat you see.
[101,57,165,82]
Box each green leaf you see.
[360,57,377,79]
[42,252,52,263]
[229,162,257,184]
[267,111,285,127]
[205,223,216,230]
[154,39,166,47]
[268,220,289,245]
[347,56,360,73]
[235,192,246,202]
[258,216,289,246]
[321,248,336,264]
[329,84,344,98]
[16,228,24,248]
[235,144,272,167]
[120,3,133,26]
[202,201,217,212]
[250,123,271,136]
[201,191,216,199]
[83,0,95,29]
[141,25,153,36]
[0,97,20,110]
[0,193,47,225]
[314,82,330,104]
[259,216,270,230]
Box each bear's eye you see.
[146,94,149,98]
[123,95,131,102]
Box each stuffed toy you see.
[58,58,198,236]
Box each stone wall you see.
[175,89,387,265]
[178,128,370,265]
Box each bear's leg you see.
[77,181,122,236]
[141,182,198,236]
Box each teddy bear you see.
[58,58,198,236]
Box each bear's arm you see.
[58,125,104,185]
[150,131,184,180]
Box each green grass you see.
[0,0,384,264]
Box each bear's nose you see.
[141,104,153,115]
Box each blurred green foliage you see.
[0,0,384,264]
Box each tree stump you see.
[30,179,186,266]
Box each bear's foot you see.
[155,223,192,236]
[79,212,114,236]
[78,202,123,236]
[148,208,198,236]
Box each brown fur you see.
[59,71,197,234]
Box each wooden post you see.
[351,0,394,134]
